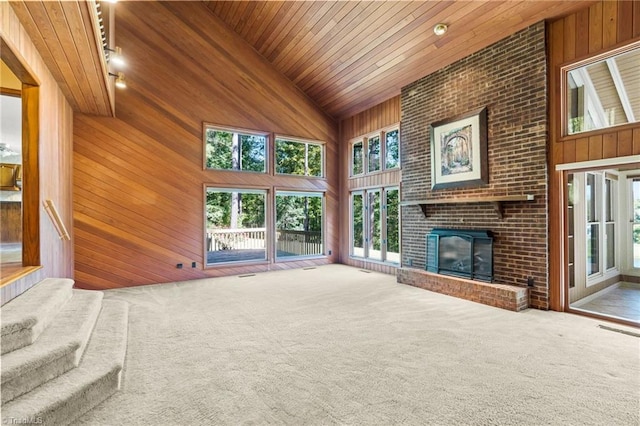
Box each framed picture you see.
[430,107,488,190]
[0,163,21,191]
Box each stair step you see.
[1,278,75,355]
[2,300,129,426]
[1,290,103,404]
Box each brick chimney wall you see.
[400,22,549,309]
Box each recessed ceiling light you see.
[434,23,448,36]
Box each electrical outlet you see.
[527,277,534,287]
[176,263,183,269]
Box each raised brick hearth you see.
[397,268,529,312]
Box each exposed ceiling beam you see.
[606,57,635,123]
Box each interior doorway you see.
[565,165,640,325]
[1,62,23,272]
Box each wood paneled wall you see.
[73,1,338,290]
[0,3,74,298]
[339,96,401,275]
[548,0,640,310]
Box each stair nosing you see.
[1,290,103,382]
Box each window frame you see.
[349,124,400,178]
[203,185,270,267]
[349,186,400,265]
[274,136,325,178]
[582,171,619,287]
[202,123,269,174]
[274,189,325,260]
[561,39,640,137]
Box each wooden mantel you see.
[401,194,535,219]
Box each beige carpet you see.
[75,265,639,425]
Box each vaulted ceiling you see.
[204,1,598,119]
[8,0,599,120]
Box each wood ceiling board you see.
[261,2,320,60]
[274,1,366,76]
[288,1,415,89]
[9,1,112,116]
[41,1,96,113]
[208,0,597,118]
[277,2,361,76]
[324,1,594,117]
[309,1,495,106]
[48,1,109,115]
[297,1,481,94]
[10,1,87,111]
[270,1,337,69]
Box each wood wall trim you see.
[21,84,40,267]
[548,0,640,312]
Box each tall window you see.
[276,191,323,258]
[352,142,364,176]
[352,192,364,257]
[204,126,267,173]
[586,173,600,276]
[350,187,399,264]
[205,188,267,265]
[385,129,400,170]
[368,136,381,173]
[633,178,640,268]
[350,126,400,177]
[577,171,618,283]
[275,138,323,177]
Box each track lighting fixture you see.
[105,46,125,67]
[109,72,127,89]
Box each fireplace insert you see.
[426,228,493,282]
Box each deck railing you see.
[206,228,322,256]
[276,229,322,256]
[207,228,266,251]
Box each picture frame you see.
[0,163,21,191]
[430,107,488,190]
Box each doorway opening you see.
[565,165,640,325]
[0,38,40,287]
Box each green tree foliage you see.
[276,140,305,175]
[369,191,381,250]
[352,142,364,175]
[241,135,265,172]
[307,144,322,177]
[276,139,323,176]
[368,136,380,172]
[276,194,322,232]
[352,194,364,248]
[205,129,265,172]
[206,190,265,229]
[205,130,232,169]
[385,130,399,169]
[386,189,399,253]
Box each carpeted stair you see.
[0,279,129,425]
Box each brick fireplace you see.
[398,22,548,310]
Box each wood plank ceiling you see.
[6,1,600,119]
[7,0,113,116]
[204,0,599,119]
